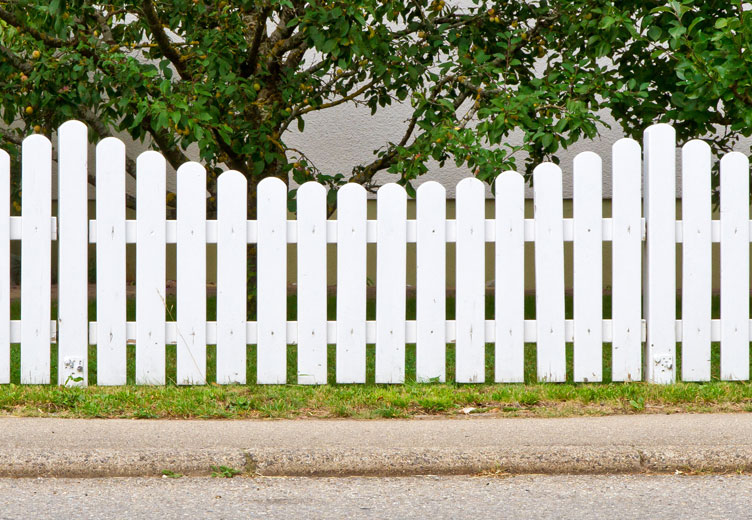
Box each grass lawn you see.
[1,293,751,419]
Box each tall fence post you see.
[57,121,89,386]
[643,124,676,384]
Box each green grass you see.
[1,293,751,419]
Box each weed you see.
[629,397,645,411]
[161,470,183,479]
[211,465,242,478]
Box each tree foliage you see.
[0,0,750,211]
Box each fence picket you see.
[456,177,485,383]
[611,138,642,382]
[257,177,287,384]
[96,137,127,385]
[297,182,327,384]
[336,183,367,384]
[176,162,207,385]
[643,124,676,384]
[720,152,749,381]
[376,183,406,384]
[573,152,602,382]
[494,171,524,383]
[136,152,166,385]
[681,140,712,381]
[534,163,566,382]
[416,181,446,382]
[57,121,89,386]
[0,151,8,384]
[216,170,247,384]
[21,135,52,384]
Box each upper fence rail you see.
[0,120,749,386]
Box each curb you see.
[4,446,752,478]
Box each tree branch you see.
[0,43,32,73]
[140,0,192,80]
[0,6,71,49]
[243,6,272,77]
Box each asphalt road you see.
[1,475,750,519]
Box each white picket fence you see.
[0,120,749,386]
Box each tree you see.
[0,0,749,205]
[608,0,752,167]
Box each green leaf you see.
[600,16,615,29]
[648,26,662,40]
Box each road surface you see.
[1,475,749,519]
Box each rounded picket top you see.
[416,180,445,199]
[58,119,87,137]
[644,123,676,148]
[338,181,366,200]
[682,140,711,186]
[456,176,484,195]
[298,180,326,199]
[96,138,125,189]
[217,169,246,191]
[136,150,166,169]
[257,176,287,209]
[682,138,711,156]
[573,150,601,169]
[494,170,524,200]
[495,170,523,188]
[573,151,602,185]
[613,137,640,154]
[22,132,51,150]
[96,136,125,159]
[257,175,286,194]
[377,183,407,207]
[177,161,205,178]
[177,162,206,205]
[533,161,562,182]
[456,177,485,213]
[337,182,366,220]
[720,150,749,174]
[612,138,641,170]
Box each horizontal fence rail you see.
[0,120,750,386]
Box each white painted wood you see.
[416,181,446,382]
[494,171,524,383]
[176,162,207,385]
[216,170,247,384]
[21,135,52,384]
[720,152,749,381]
[611,138,642,382]
[456,177,486,383]
[681,140,712,381]
[136,151,166,385]
[0,151,8,384]
[95,137,127,385]
[336,183,367,383]
[643,124,676,383]
[297,182,327,384]
[57,121,89,386]
[257,177,287,384]
[376,183,406,383]
[533,163,566,382]
[573,152,602,382]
